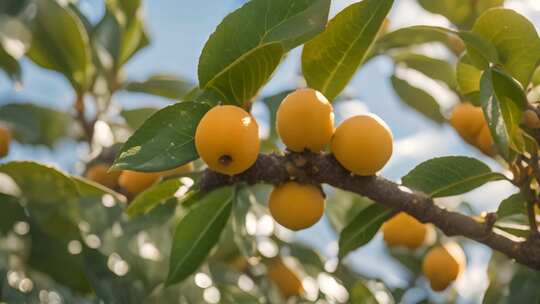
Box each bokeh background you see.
[2,0,540,302]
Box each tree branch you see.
[200,153,540,271]
[74,93,95,142]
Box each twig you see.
[74,93,95,142]
[200,153,540,271]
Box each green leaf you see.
[401,156,506,198]
[203,43,284,106]
[0,103,76,147]
[121,107,158,130]
[457,31,500,69]
[374,25,453,53]
[472,8,540,86]
[302,0,394,100]
[106,0,149,67]
[113,102,211,172]
[496,193,526,220]
[27,0,93,91]
[351,281,378,304]
[456,54,482,105]
[0,193,25,234]
[326,189,373,233]
[126,178,186,218]
[166,187,234,285]
[0,45,20,83]
[390,75,445,124]
[480,67,527,159]
[72,175,126,202]
[0,161,81,239]
[507,268,540,303]
[393,53,456,89]
[338,203,392,259]
[124,74,193,100]
[418,0,473,28]
[198,0,330,87]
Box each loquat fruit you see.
[422,242,466,292]
[382,212,428,250]
[0,126,11,158]
[276,88,334,152]
[85,163,121,189]
[268,258,303,299]
[331,114,393,176]
[449,103,494,155]
[195,105,259,175]
[269,182,324,231]
[118,163,193,195]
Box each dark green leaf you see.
[198,0,330,88]
[0,103,76,147]
[113,102,211,172]
[0,193,25,234]
[326,189,373,233]
[203,43,284,106]
[0,161,81,239]
[166,187,234,285]
[480,67,527,159]
[126,178,186,218]
[27,0,93,91]
[472,8,540,86]
[401,156,506,197]
[0,45,21,83]
[124,74,193,100]
[393,53,456,89]
[496,193,527,220]
[390,75,445,124]
[507,268,540,303]
[351,281,378,304]
[338,203,392,259]
[302,0,394,100]
[121,107,158,130]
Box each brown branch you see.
[74,93,95,142]
[200,153,540,271]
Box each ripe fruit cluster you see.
[195,88,394,231]
[382,212,466,291]
[450,103,493,155]
[0,126,12,158]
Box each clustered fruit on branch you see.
[193,88,476,291]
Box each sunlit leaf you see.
[121,107,158,130]
[338,203,392,259]
[113,102,211,172]
[126,178,186,218]
[393,53,456,89]
[166,187,234,285]
[302,0,394,100]
[401,156,506,197]
[124,74,193,100]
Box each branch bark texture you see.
[200,153,540,271]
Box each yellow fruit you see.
[382,212,427,250]
[269,182,324,231]
[331,114,393,176]
[276,88,334,152]
[195,105,260,175]
[475,125,494,155]
[422,242,466,292]
[0,126,11,158]
[268,258,303,299]
[118,163,193,194]
[447,35,465,55]
[85,163,120,189]
[449,103,485,145]
[449,103,494,155]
